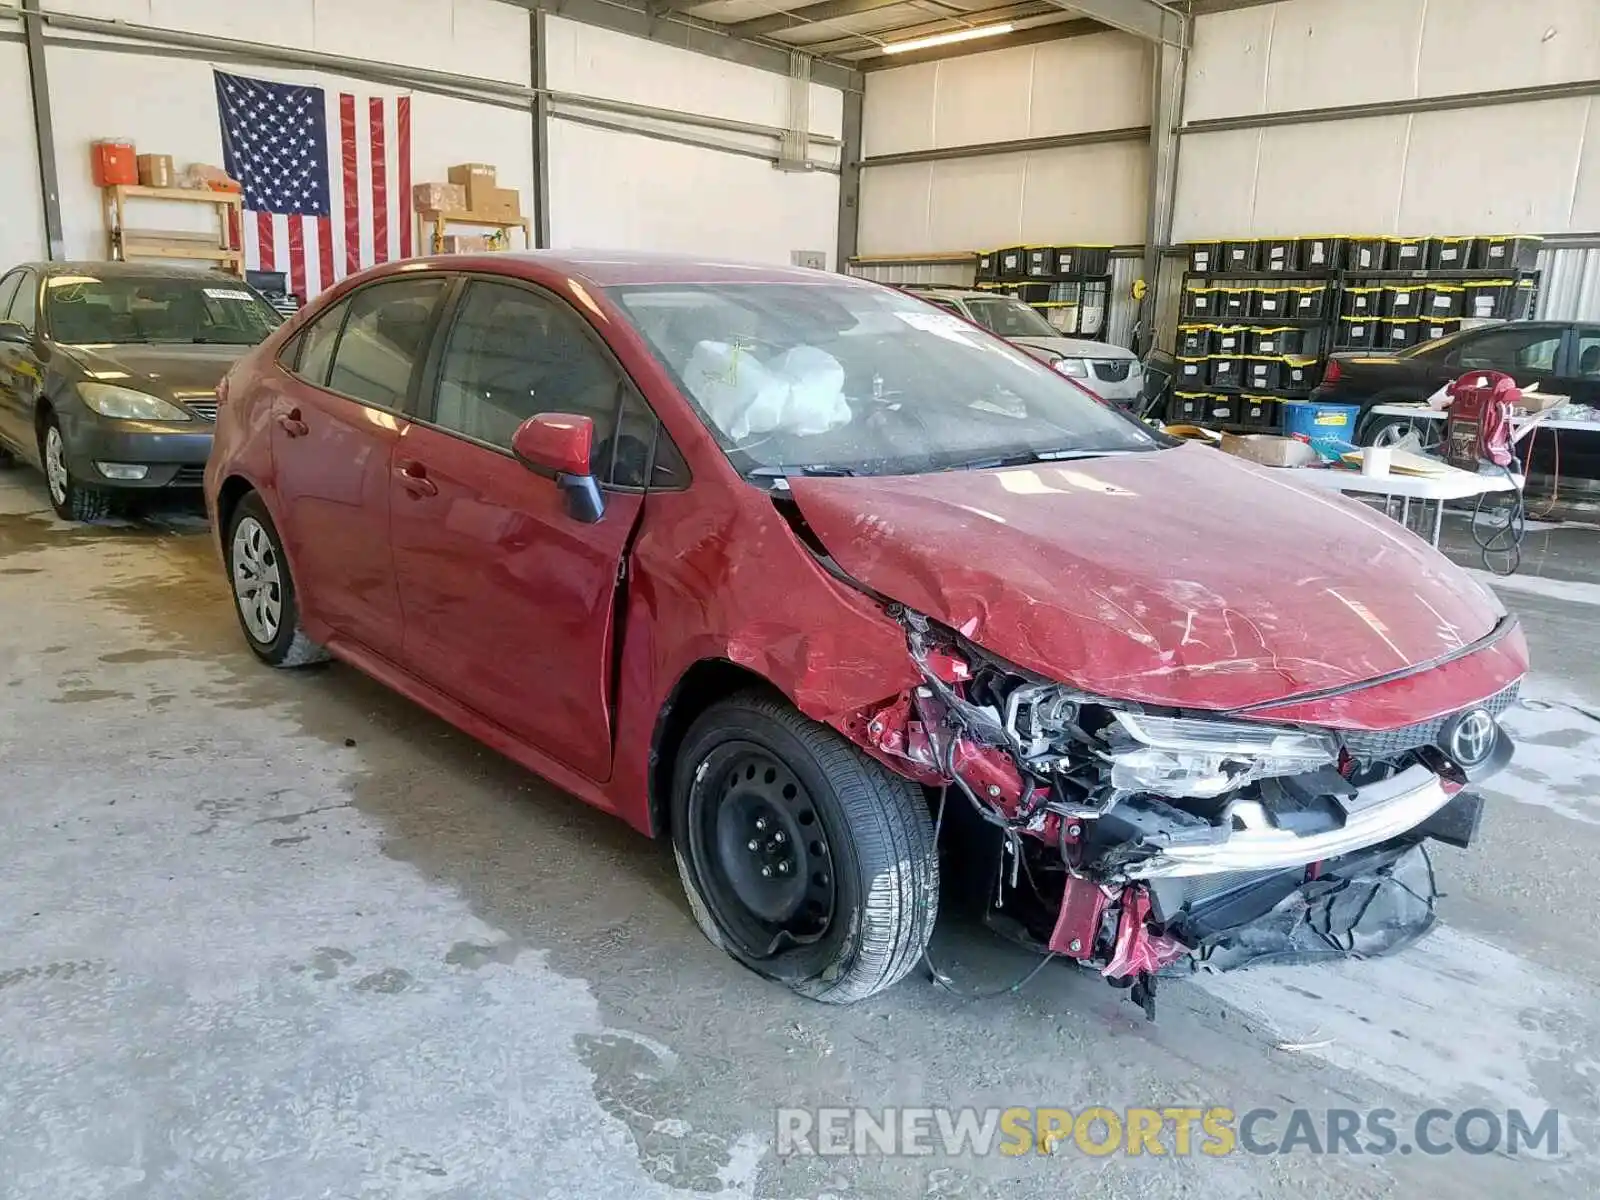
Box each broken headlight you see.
[1108,712,1340,800]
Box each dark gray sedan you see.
[0,262,283,520]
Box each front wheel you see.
[671,693,938,1004]
[39,415,111,521]
[225,492,329,668]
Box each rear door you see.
[1555,326,1600,409]
[390,276,683,781]
[268,274,448,658]
[1442,323,1567,392]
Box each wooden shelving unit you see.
[103,185,243,274]
[422,210,533,254]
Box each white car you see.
[906,286,1143,406]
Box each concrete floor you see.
[3,467,1600,1200]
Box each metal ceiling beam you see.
[509,0,863,91]
[1049,0,1186,45]
[790,3,1062,55]
[862,122,1148,166]
[853,16,1100,67]
[730,0,926,40]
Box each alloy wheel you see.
[44,426,68,507]
[231,516,284,644]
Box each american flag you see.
[214,70,412,302]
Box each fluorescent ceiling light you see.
[881,24,1014,54]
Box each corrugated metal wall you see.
[1534,245,1600,322]
[847,261,976,287]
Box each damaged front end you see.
[841,607,1518,1019]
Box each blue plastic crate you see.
[1281,401,1361,454]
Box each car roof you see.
[901,286,998,301]
[401,250,867,290]
[8,261,241,281]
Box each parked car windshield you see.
[44,273,282,346]
[608,280,1158,477]
[962,295,1059,339]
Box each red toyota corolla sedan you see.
[205,253,1526,1015]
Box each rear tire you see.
[671,692,938,1004]
[39,415,112,521]
[225,491,329,668]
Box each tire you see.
[671,692,938,1004]
[39,414,112,522]
[224,491,329,668]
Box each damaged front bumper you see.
[838,606,1519,1018]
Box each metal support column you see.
[21,0,64,260]
[835,87,863,272]
[530,8,552,249]
[1139,29,1187,353]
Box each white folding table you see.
[1289,464,1522,547]
[1370,403,1600,441]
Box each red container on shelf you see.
[92,139,139,187]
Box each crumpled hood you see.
[66,343,250,400]
[788,443,1510,711]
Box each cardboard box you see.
[447,162,496,209]
[136,153,174,188]
[1219,433,1319,469]
[476,186,521,221]
[440,234,492,253]
[412,181,467,214]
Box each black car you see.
[1312,320,1600,476]
[0,262,283,520]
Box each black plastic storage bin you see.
[1188,242,1223,274]
[1248,328,1308,356]
[1282,357,1322,390]
[1421,285,1464,318]
[1421,318,1461,343]
[1177,326,1211,357]
[1239,395,1275,428]
[1349,238,1388,271]
[1464,280,1533,320]
[996,246,1027,279]
[1219,288,1250,319]
[1291,285,1330,317]
[1388,237,1431,273]
[1169,392,1208,423]
[1013,283,1051,305]
[1207,396,1240,425]
[1182,285,1218,319]
[1221,241,1260,273]
[1273,327,1314,356]
[1384,319,1420,351]
[1177,358,1209,387]
[1337,317,1378,348]
[1262,239,1298,274]
[1055,246,1111,276]
[976,251,997,281]
[1210,326,1247,356]
[1428,237,1476,271]
[1381,286,1424,318]
[1250,287,1292,319]
[1025,247,1054,277]
[1246,359,1282,391]
[1297,236,1346,273]
[1342,286,1382,318]
[1210,357,1243,387]
[1473,236,1543,271]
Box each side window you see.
[925,298,962,317]
[325,277,445,409]
[0,272,22,322]
[7,271,36,330]
[292,300,348,386]
[432,280,623,473]
[1576,332,1600,378]
[1451,329,1562,372]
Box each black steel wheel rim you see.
[689,741,837,959]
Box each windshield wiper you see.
[748,464,859,479]
[946,447,1144,471]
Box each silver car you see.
[906,286,1143,406]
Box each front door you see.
[268,274,447,657]
[0,270,40,456]
[390,277,654,782]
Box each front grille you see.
[170,466,206,486]
[183,400,219,423]
[1092,360,1132,383]
[1341,681,1521,759]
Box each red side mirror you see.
[512,413,593,477]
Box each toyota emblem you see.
[1448,709,1496,767]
